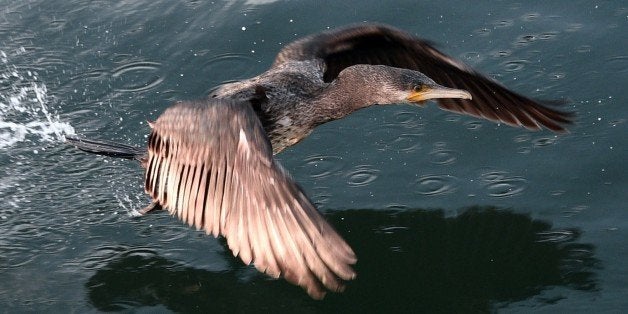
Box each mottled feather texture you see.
[144,99,356,299]
[273,23,572,132]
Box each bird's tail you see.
[66,135,145,161]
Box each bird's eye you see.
[413,85,424,92]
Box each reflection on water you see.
[86,207,597,313]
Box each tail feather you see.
[66,135,145,160]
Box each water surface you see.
[0,0,626,312]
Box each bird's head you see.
[336,64,472,106]
[393,66,472,105]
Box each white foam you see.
[0,50,75,149]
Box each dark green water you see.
[1,0,626,312]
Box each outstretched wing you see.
[144,99,356,299]
[274,23,572,132]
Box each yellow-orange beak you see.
[407,85,472,103]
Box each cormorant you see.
[67,23,572,299]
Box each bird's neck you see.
[311,76,388,125]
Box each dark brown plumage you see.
[67,23,572,299]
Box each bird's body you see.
[67,23,572,299]
[212,59,328,153]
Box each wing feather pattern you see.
[274,23,573,132]
[144,99,356,299]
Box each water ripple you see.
[479,170,527,198]
[576,45,592,53]
[521,12,540,22]
[493,19,514,28]
[465,121,483,131]
[605,56,628,74]
[538,31,559,41]
[491,50,512,58]
[514,34,537,47]
[371,122,423,152]
[413,174,459,196]
[392,110,425,129]
[502,59,529,72]
[429,142,459,165]
[111,61,164,92]
[562,205,588,218]
[536,229,578,243]
[513,134,531,143]
[80,245,158,270]
[309,187,333,207]
[301,155,346,179]
[345,165,379,187]
[390,133,423,152]
[532,136,557,147]
[203,53,256,83]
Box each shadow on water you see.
[85,207,598,313]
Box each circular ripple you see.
[485,180,527,197]
[562,205,588,217]
[414,174,459,196]
[605,56,628,74]
[514,34,537,47]
[392,110,425,129]
[576,45,591,53]
[445,115,461,123]
[521,13,540,21]
[566,23,584,32]
[70,69,109,82]
[111,61,164,92]
[461,51,484,64]
[517,146,532,154]
[502,60,529,72]
[609,118,625,126]
[301,155,346,179]
[539,31,559,41]
[474,28,491,37]
[513,134,531,143]
[390,133,423,152]
[549,72,566,80]
[536,229,578,243]
[465,121,483,131]
[204,53,256,83]
[429,149,459,165]
[309,187,333,207]
[532,137,556,147]
[480,171,506,182]
[491,50,512,58]
[480,171,527,198]
[345,165,379,187]
[493,19,514,28]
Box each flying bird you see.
[67,23,572,299]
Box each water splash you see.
[0,49,75,149]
